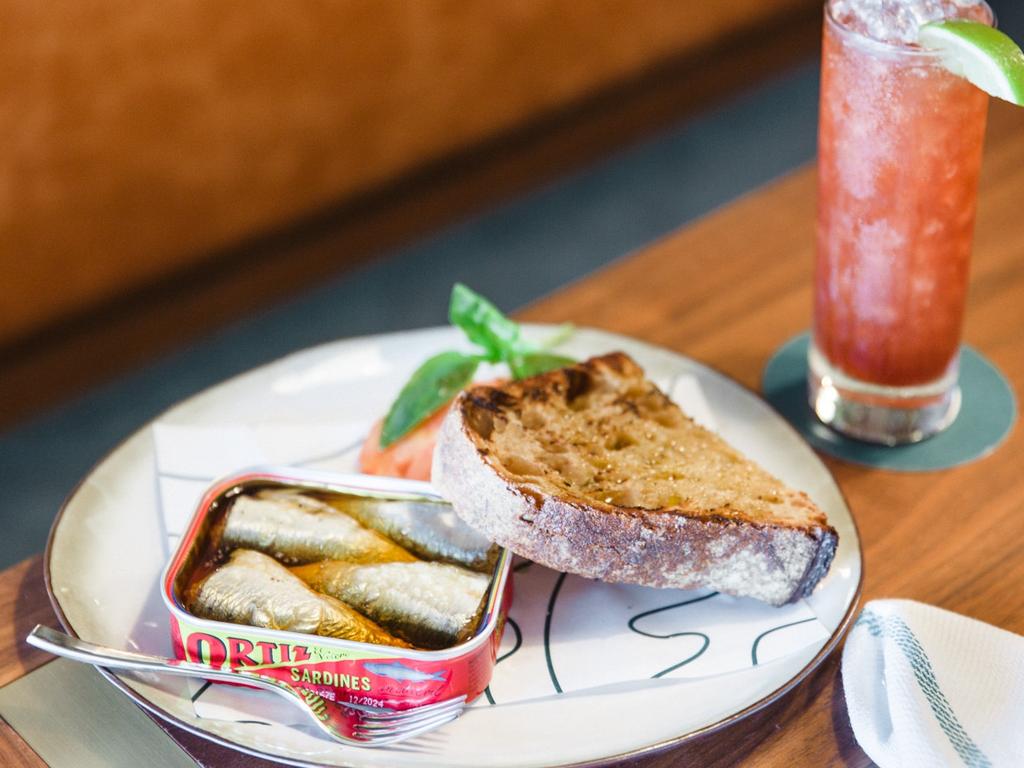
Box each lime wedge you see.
[919,21,1024,105]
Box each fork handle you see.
[26,625,467,747]
[26,625,281,691]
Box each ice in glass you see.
[810,0,994,444]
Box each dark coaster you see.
[761,333,1017,472]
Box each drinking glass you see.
[809,0,993,444]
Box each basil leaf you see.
[380,351,479,448]
[508,352,576,380]
[449,283,528,362]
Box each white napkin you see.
[151,375,830,724]
[152,420,371,548]
[842,599,1024,768]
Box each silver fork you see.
[26,625,465,747]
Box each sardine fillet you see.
[187,549,410,647]
[291,560,489,650]
[327,496,499,573]
[222,491,415,565]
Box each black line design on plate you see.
[483,617,523,705]
[649,635,710,679]
[498,617,523,665]
[190,680,212,702]
[750,617,816,666]
[627,591,718,678]
[543,572,568,694]
[191,683,278,726]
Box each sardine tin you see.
[161,468,512,714]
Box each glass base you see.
[807,342,961,446]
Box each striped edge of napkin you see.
[842,599,1024,768]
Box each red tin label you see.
[169,581,508,711]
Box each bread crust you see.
[432,353,838,605]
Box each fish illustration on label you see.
[364,661,447,683]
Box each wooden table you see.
[2,101,1022,768]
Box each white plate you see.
[45,325,862,767]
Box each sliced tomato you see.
[359,378,505,481]
[358,406,449,481]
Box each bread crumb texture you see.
[460,352,826,529]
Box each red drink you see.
[809,0,993,444]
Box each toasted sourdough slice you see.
[432,352,837,605]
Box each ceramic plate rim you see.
[42,324,864,768]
